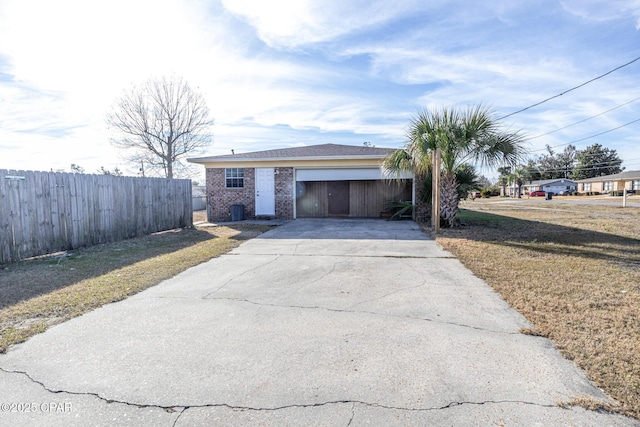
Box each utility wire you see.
[527,95,640,140]
[520,159,630,174]
[529,117,640,152]
[516,157,635,175]
[533,146,627,160]
[497,55,640,120]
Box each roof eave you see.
[187,154,391,164]
[577,175,640,182]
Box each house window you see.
[603,181,612,191]
[225,168,244,188]
[583,183,591,191]
[633,180,640,191]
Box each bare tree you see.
[106,76,213,179]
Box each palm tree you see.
[497,166,511,196]
[383,105,525,227]
[508,167,531,198]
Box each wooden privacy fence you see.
[0,169,192,263]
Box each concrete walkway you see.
[1,219,637,426]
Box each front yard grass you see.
[0,224,272,353]
[436,200,640,419]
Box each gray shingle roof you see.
[525,178,577,186]
[577,170,640,182]
[189,143,396,162]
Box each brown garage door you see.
[327,181,350,216]
[296,180,411,218]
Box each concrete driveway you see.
[1,219,637,426]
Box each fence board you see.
[51,172,63,249]
[60,173,72,248]
[39,172,53,254]
[0,170,11,261]
[0,170,192,263]
[12,170,27,260]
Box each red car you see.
[529,190,546,197]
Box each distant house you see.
[575,170,640,194]
[188,144,413,221]
[503,178,577,197]
[523,179,577,195]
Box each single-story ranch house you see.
[576,170,640,194]
[188,144,413,221]
[503,178,577,197]
[525,178,577,195]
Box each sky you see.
[1,0,639,182]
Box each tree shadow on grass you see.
[0,227,222,310]
[450,209,640,271]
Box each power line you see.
[529,117,640,152]
[532,146,628,160]
[514,157,636,176]
[514,165,622,178]
[521,159,630,174]
[497,55,640,120]
[526,95,640,140]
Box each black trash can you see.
[230,204,244,221]
[545,192,552,200]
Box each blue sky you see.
[1,0,639,181]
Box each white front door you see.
[255,168,275,216]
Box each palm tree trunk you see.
[414,173,431,224]
[440,171,459,227]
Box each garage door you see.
[328,181,349,216]
[296,180,412,218]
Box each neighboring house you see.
[523,179,577,195]
[188,144,413,221]
[576,170,640,194]
[502,178,577,197]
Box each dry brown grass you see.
[435,199,640,419]
[193,209,207,223]
[0,224,273,353]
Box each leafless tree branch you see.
[106,75,213,178]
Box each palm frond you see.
[384,104,528,227]
[385,200,414,220]
[382,149,414,179]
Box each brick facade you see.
[206,168,255,221]
[206,167,294,221]
[274,167,294,220]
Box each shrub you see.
[385,200,414,220]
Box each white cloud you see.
[220,0,423,48]
[559,0,640,23]
[0,0,638,178]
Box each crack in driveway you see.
[228,252,456,259]
[203,256,280,296]
[287,260,341,296]
[0,367,561,418]
[201,296,521,335]
[345,258,429,310]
